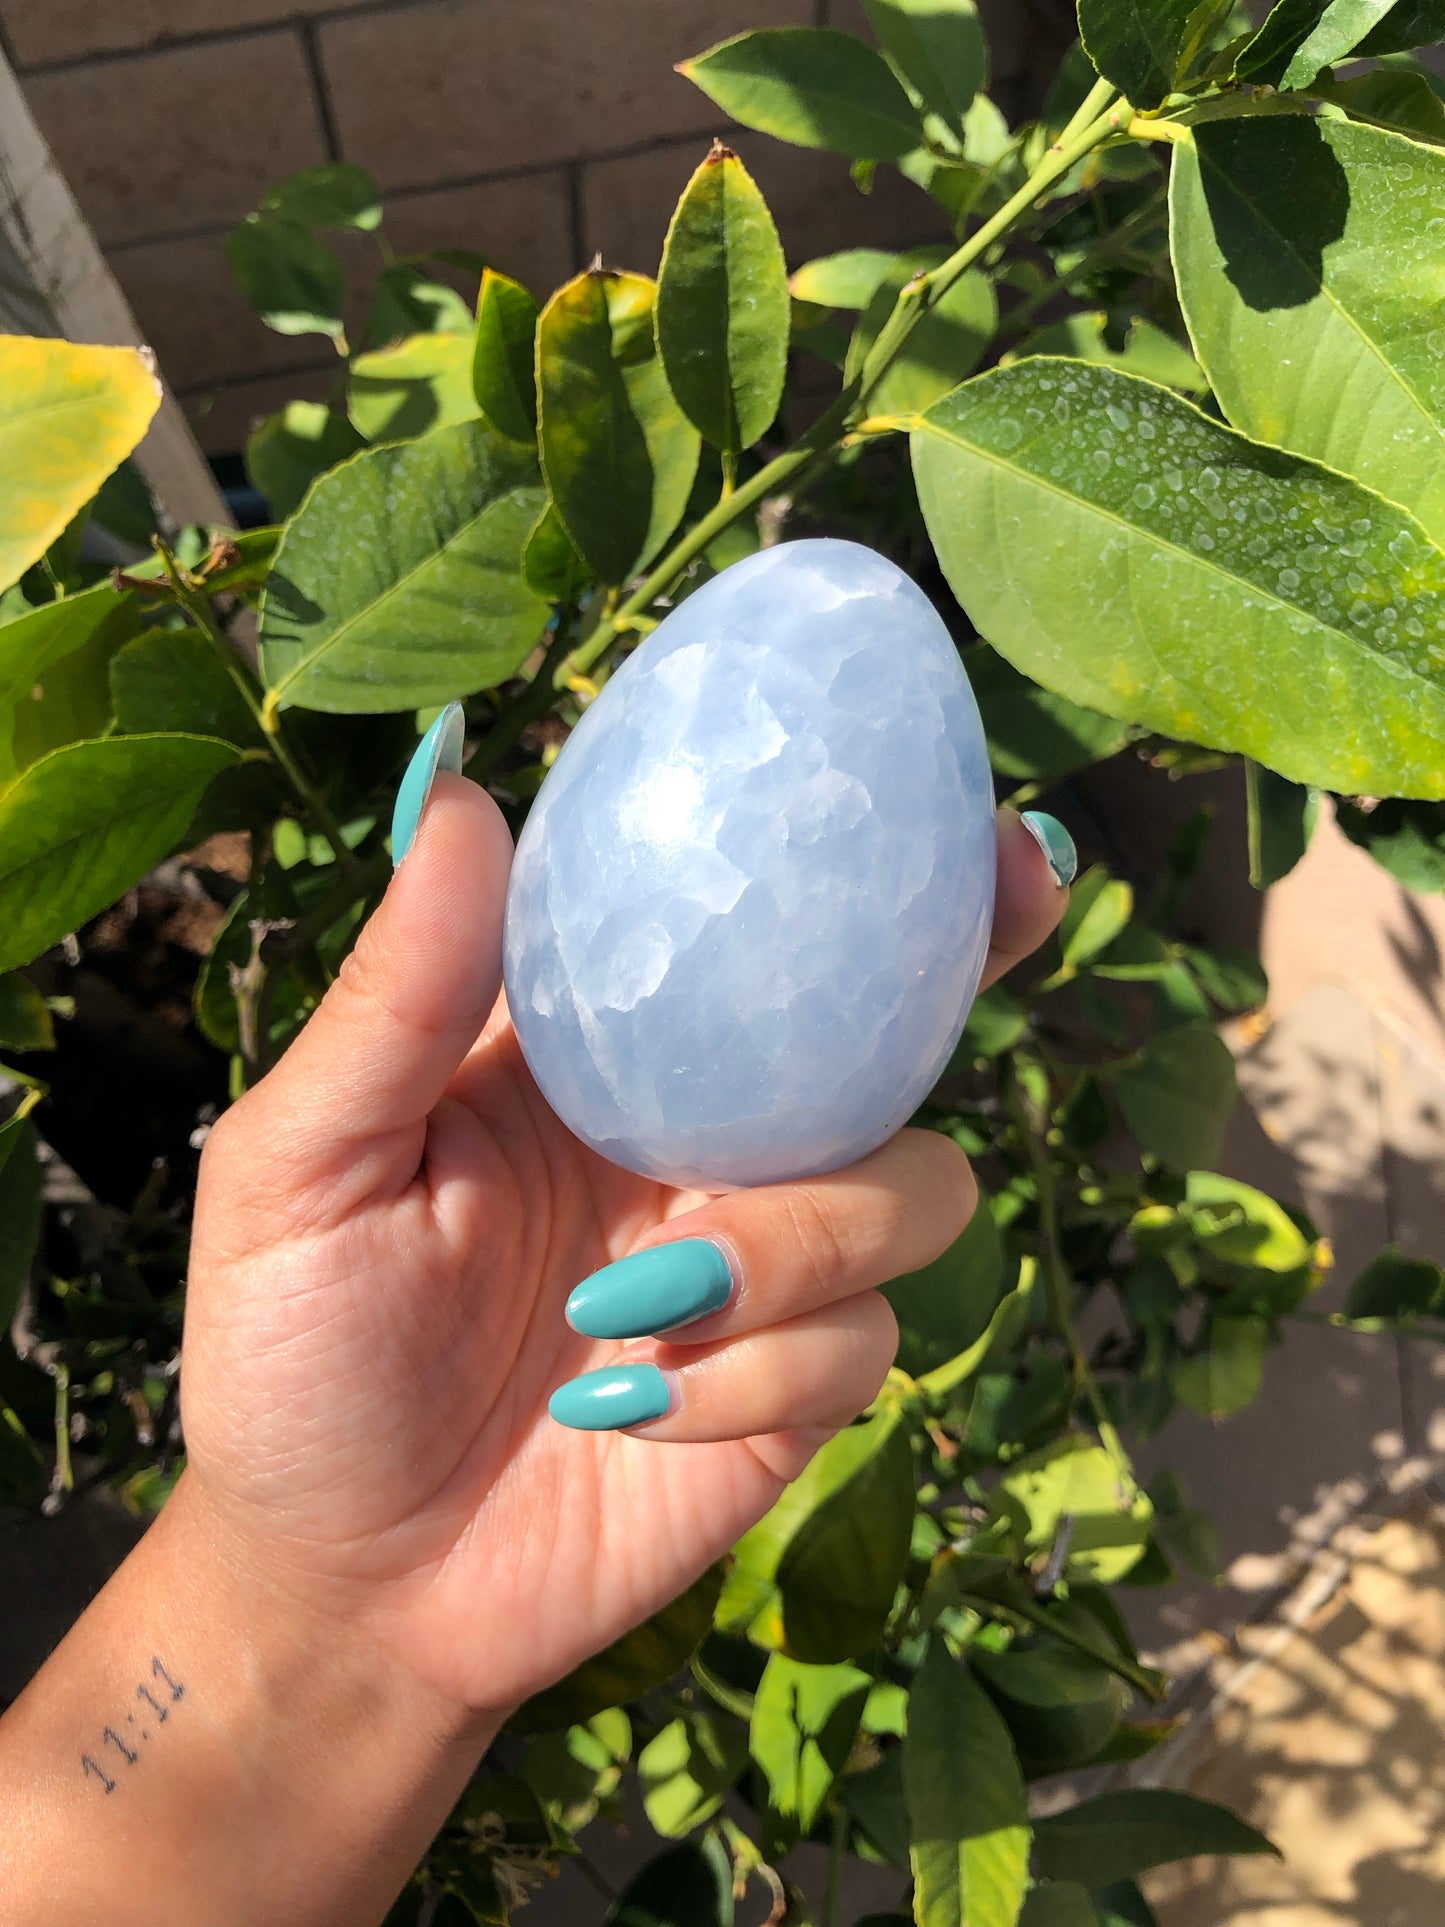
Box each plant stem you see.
[154,542,352,864]
[1002,1069,1129,1472]
[823,1803,847,1927]
[956,1584,1165,1700]
[462,626,577,784]
[564,101,1129,682]
[1055,75,1119,150]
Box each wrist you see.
[0,1472,498,1926]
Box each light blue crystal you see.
[502,539,996,1189]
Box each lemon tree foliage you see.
[5,1,1445,1919]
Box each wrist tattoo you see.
[80,1658,185,1795]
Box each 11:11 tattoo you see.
[80,1658,185,1794]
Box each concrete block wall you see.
[0,0,1069,458]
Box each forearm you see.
[0,1475,496,1926]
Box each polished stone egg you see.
[502,538,996,1188]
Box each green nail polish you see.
[548,1364,674,1432]
[1019,810,1078,889]
[566,1240,734,1340]
[391,702,465,867]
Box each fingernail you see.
[391,701,465,867]
[548,1364,676,1432]
[1019,810,1078,889]
[566,1240,734,1340]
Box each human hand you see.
[179,743,1073,1722]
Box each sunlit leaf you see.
[473,269,541,444]
[537,269,700,584]
[1171,116,1445,545]
[656,143,790,454]
[0,339,160,595]
[246,401,365,520]
[912,360,1445,799]
[261,419,546,714]
[678,29,925,159]
[0,734,240,974]
[225,214,346,340]
[348,333,481,444]
[905,1638,1030,1927]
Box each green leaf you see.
[1335,798,1445,893]
[523,500,591,603]
[0,585,140,784]
[1311,63,1445,141]
[1060,867,1133,970]
[972,1645,1129,1778]
[0,1113,41,1329]
[247,402,365,520]
[916,1267,1035,1401]
[1033,1790,1280,1888]
[0,734,240,974]
[1115,1025,1236,1170]
[224,214,346,340]
[844,1748,911,1867]
[748,1653,870,1840]
[955,981,1029,1058]
[0,338,159,595]
[363,263,474,350]
[263,161,382,231]
[774,1402,916,1662]
[678,29,925,160]
[992,1435,1154,1585]
[849,259,997,417]
[904,1638,1030,1927]
[885,1199,1003,1375]
[1172,115,1445,547]
[1234,0,1329,82]
[110,628,262,748]
[1246,763,1318,889]
[1184,943,1269,1010]
[1182,1171,1313,1272]
[1006,313,1207,396]
[0,972,53,1051]
[1345,1245,1444,1319]
[510,1564,724,1733]
[1172,1313,1269,1417]
[1357,0,1445,53]
[862,0,987,131]
[717,1405,912,1654]
[1093,1883,1158,1927]
[1020,1884,1100,1927]
[260,419,546,714]
[605,1836,735,1927]
[913,359,1445,800]
[473,269,541,444]
[791,247,907,310]
[537,269,701,585]
[1281,0,1402,83]
[638,1710,748,1837]
[656,143,790,455]
[1077,0,1200,108]
[965,646,1130,786]
[348,333,481,445]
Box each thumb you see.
[242,765,514,1195]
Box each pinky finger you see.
[547,1294,899,1442]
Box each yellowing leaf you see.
[0,338,160,595]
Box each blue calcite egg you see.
[502,539,996,1188]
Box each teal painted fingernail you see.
[566,1240,734,1340]
[391,702,465,866]
[548,1364,675,1431]
[1019,810,1078,889]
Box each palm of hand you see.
[184,1003,799,1715]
